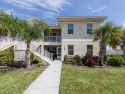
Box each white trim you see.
[62,39,93,42]
[57,47,61,58]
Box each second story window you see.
[68,24,74,34]
[87,24,93,34]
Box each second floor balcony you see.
[44,36,61,42]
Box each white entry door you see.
[57,47,61,59]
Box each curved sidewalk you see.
[23,60,62,94]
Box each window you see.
[68,24,74,34]
[87,45,93,55]
[48,47,57,55]
[87,24,93,34]
[68,45,74,55]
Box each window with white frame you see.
[68,24,74,34]
[68,45,74,55]
[87,45,93,55]
[87,24,93,34]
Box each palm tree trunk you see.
[121,36,125,60]
[104,46,107,62]
[123,43,125,60]
[99,40,105,65]
[26,43,30,68]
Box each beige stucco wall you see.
[41,42,61,46]
[61,41,99,61]
[42,20,102,61]
[61,21,101,39]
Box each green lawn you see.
[60,64,125,94]
[0,68,43,94]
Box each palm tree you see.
[93,21,121,65]
[0,10,21,36]
[0,10,50,68]
[18,19,50,68]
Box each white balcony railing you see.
[44,36,61,42]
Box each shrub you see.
[73,55,81,65]
[32,59,39,64]
[69,56,76,65]
[64,55,83,65]
[15,61,23,68]
[12,61,26,68]
[81,56,86,65]
[30,53,35,64]
[37,60,44,67]
[0,56,14,66]
[64,55,70,63]
[107,56,125,66]
[0,47,14,66]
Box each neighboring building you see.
[34,16,107,61]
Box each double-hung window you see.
[68,45,74,55]
[68,24,74,34]
[87,24,93,34]
[87,45,93,55]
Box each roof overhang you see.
[57,16,108,23]
[49,24,61,29]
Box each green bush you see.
[73,55,81,64]
[107,56,125,66]
[0,47,14,66]
[30,53,35,64]
[69,56,76,65]
[37,60,44,67]
[81,56,86,65]
[64,55,70,63]
[10,61,26,68]
[0,55,13,66]
[64,55,82,65]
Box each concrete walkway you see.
[23,60,62,94]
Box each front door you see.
[57,47,61,59]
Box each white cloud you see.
[87,5,107,13]
[122,23,125,28]
[5,9,14,14]
[4,9,33,19]
[3,0,71,20]
[87,6,93,10]
[17,14,33,19]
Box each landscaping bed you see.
[64,55,125,67]
[60,64,125,94]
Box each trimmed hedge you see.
[106,55,125,66]
[64,55,85,65]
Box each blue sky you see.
[0,0,125,27]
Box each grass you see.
[60,64,125,94]
[0,68,43,94]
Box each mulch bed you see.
[0,64,49,72]
[63,63,125,69]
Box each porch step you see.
[33,52,53,64]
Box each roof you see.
[57,16,108,22]
[49,24,61,29]
[27,18,40,24]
